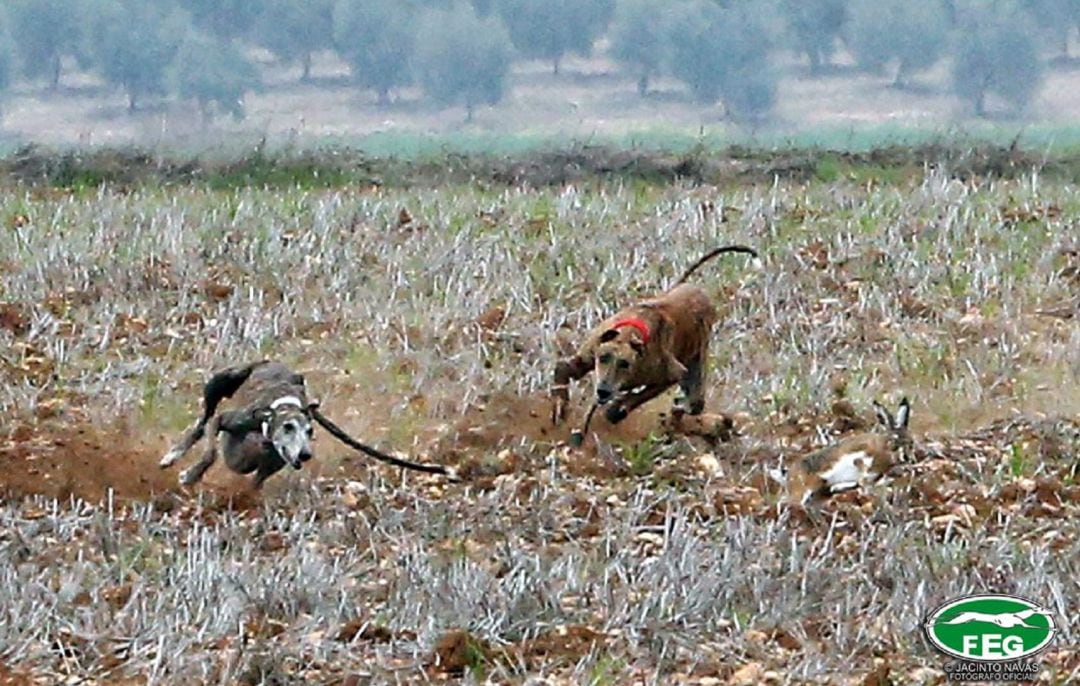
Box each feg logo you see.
[924,594,1056,662]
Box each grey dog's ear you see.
[250,407,273,431]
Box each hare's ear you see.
[895,397,911,430]
[872,400,894,429]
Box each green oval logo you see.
[924,594,1056,662]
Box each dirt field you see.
[0,161,1077,684]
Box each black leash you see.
[570,400,601,447]
[308,405,451,477]
[568,385,643,448]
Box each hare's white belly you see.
[819,450,876,490]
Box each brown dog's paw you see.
[550,401,566,426]
[662,411,735,443]
[685,399,706,415]
[604,405,629,425]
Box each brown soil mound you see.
[428,391,673,459]
[0,420,177,503]
[0,389,731,504]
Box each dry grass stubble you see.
[0,168,1077,683]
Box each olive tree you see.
[846,0,950,87]
[952,4,1043,116]
[609,0,666,95]
[1021,0,1080,58]
[179,0,262,41]
[497,0,613,74]
[251,0,334,81]
[333,0,415,105]
[668,1,778,121]
[170,31,261,123]
[0,12,15,122]
[414,4,513,121]
[782,0,846,74]
[7,0,86,89]
[85,0,189,112]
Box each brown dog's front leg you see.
[663,353,688,385]
[552,355,591,425]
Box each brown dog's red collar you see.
[611,318,651,345]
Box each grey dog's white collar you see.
[270,395,303,410]
[262,395,305,437]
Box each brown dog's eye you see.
[598,354,613,365]
[617,359,630,370]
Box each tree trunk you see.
[637,73,648,97]
[974,91,986,118]
[301,53,313,82]
[893,61,908,89]
[128,91,137,113]
[553,57,560,76]
[50,55,61,91]
[466,102,474,123]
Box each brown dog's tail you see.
[674,245,759,286]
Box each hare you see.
[770,398,912,506]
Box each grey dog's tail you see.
[675,245,759,285]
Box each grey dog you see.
[161,360,449,488]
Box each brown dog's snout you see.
[596,386,615,403]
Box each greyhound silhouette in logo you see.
[935,608,1055,630]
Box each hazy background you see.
[0,0,1077,154]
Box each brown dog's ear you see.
[599,328,619,343]
[629,339,645,355]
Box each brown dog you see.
[551,245,758,431]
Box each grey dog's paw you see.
[159,448,183,468]
[178,468,201,486]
